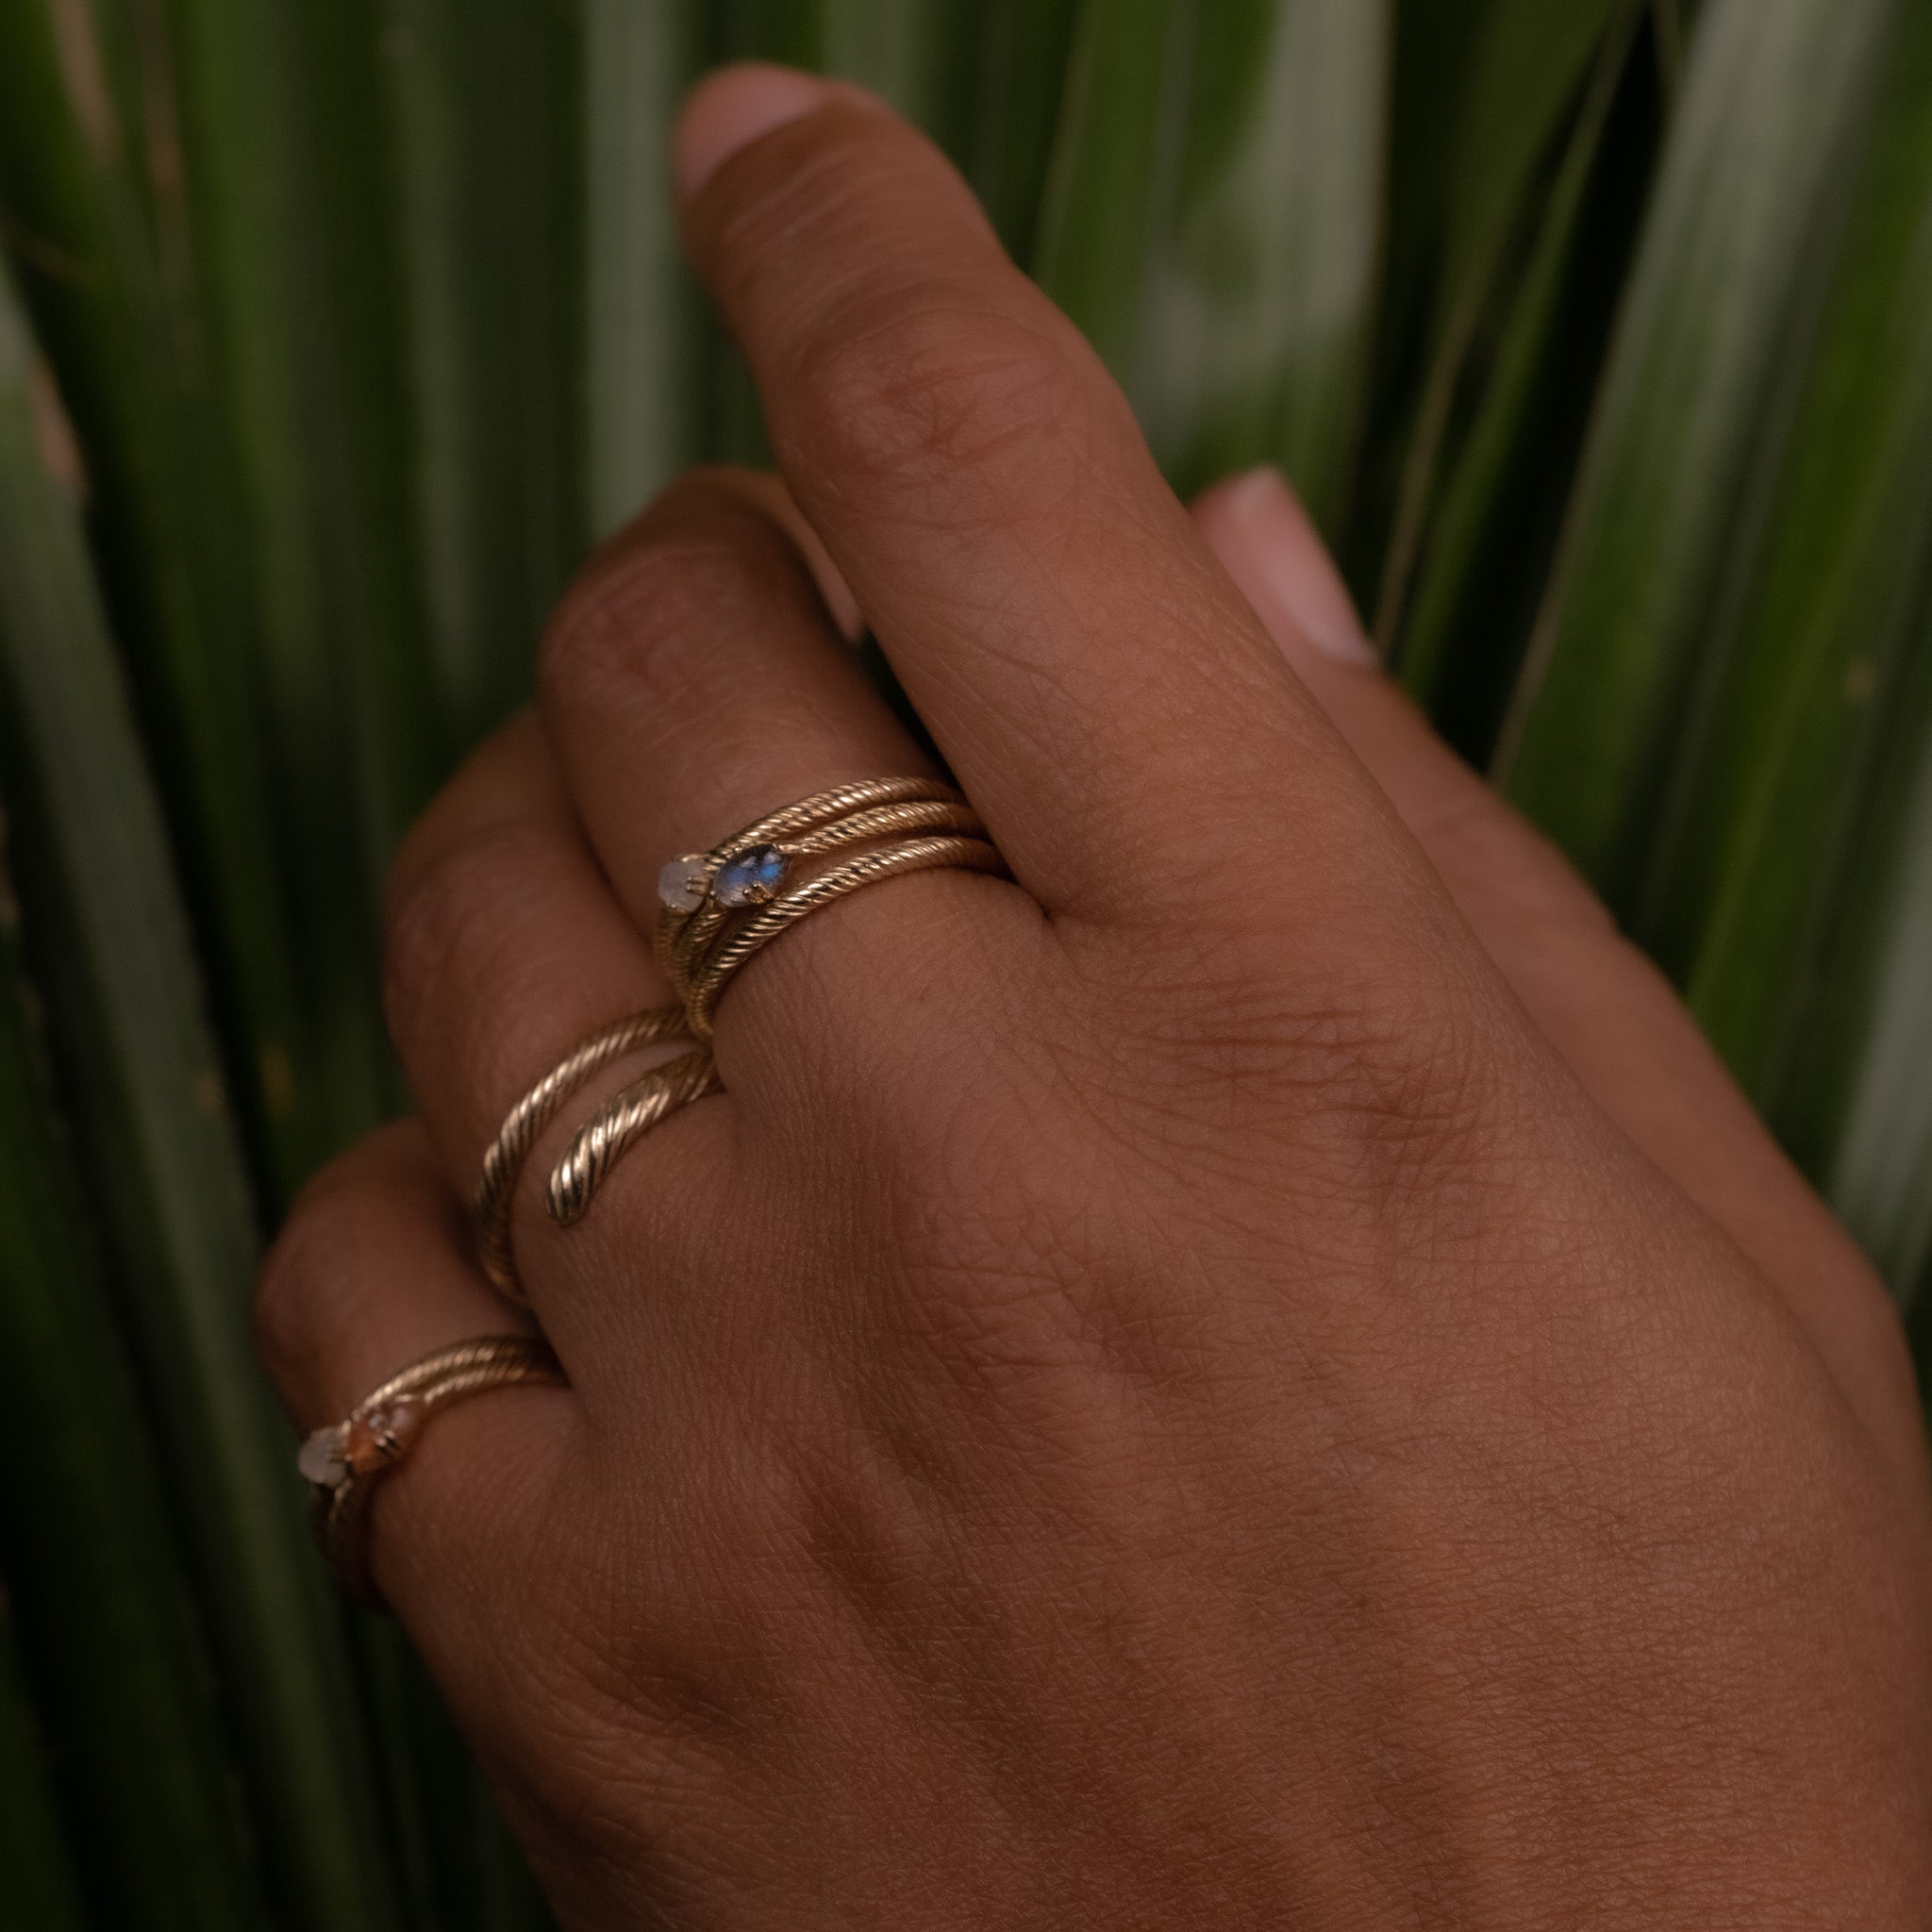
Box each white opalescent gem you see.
[298,1425,348,1489]
[657,856,709,912]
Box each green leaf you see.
[1800,689,1932,1304]
[1371,0,1641,644]
[0,269,402,1930]
[1766,568,1932,1305]
[0,1597,88,1932]
[585,0,707,536]
[0,0,348,1192]
[1036,0,1387,525]
[0,922,260,1929]
[1396,10,1651,757]
[1145,0,1388,521]
[1496,0,1898,903]
[158,0,438,1140]
[1030,0,1175,379]
[382,0,587,735]
[960,0,1082,265]
[1636,0,1932,1103]
[1651,0,1690,98]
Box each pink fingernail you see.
[675,63,833,201]
[1208,466,1378,668]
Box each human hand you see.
[258,64,1932,1929]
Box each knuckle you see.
[1116,927,1507,1181]
[538,518,769,725]
[789,282,1079,493]
[382,818,559,1047]
[1304,979,1501,1174]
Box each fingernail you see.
[675,64,833,201]
[1207,466,1378,668]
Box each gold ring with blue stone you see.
[652,776,991,1009]
[471,778,1004,1295]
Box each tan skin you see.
[258,66,1932,1929]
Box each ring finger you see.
[382,710,726,1349]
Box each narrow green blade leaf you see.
[1397,12,1651,755]
[1806,711,1932,1303]
[0,0,350,1192]
[0,1600,88,1932]
[1651,0,1690,98]
[158,0,436,1142]
[161,0,441,856]
[585,0,706,536]
[1030,0,1175,379]
[1371,0,1640,642]
[1496,0,1897,903]
[0,272,402,1930]
[1640,0,1932,1097]
[1768,575,1932,1305]
[961,0,1082,264]
[0,924,260,1929]
[1142,0,1388,522]
[1036,0,1386,525]
[383,0,587,736]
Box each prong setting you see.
[657,854,710,912]
[712,842,790,908]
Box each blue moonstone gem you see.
[713,842,789,908]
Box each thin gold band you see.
[473,779,1002,1296]
[679,832,1003,1040]
[656,789,984,989]
[299,1335,563,1601]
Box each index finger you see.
[675,66,1415,935]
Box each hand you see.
[258,65,1932,1929]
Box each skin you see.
[257,65,1932,1930]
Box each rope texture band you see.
[471,778,1002,1301]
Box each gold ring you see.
[297,1335,564,1600]
[472,1006,700,1301]
[471,779,1004,1293]
[551,779,1000,1219]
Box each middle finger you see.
[535,467,1035,1093]
[676,67,1429,945]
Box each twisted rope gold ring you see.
[472,778,1003,1299]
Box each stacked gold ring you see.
[473,777,1001,1302]
[652,777,995,1038]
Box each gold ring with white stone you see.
[297,1335,563,1601]
[545,780,1001,1220]
[652,777,994,1041]
[470,779,1003,1297]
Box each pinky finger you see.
[255,1121,579,1657]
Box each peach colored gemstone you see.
[344,1398,425,1475]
